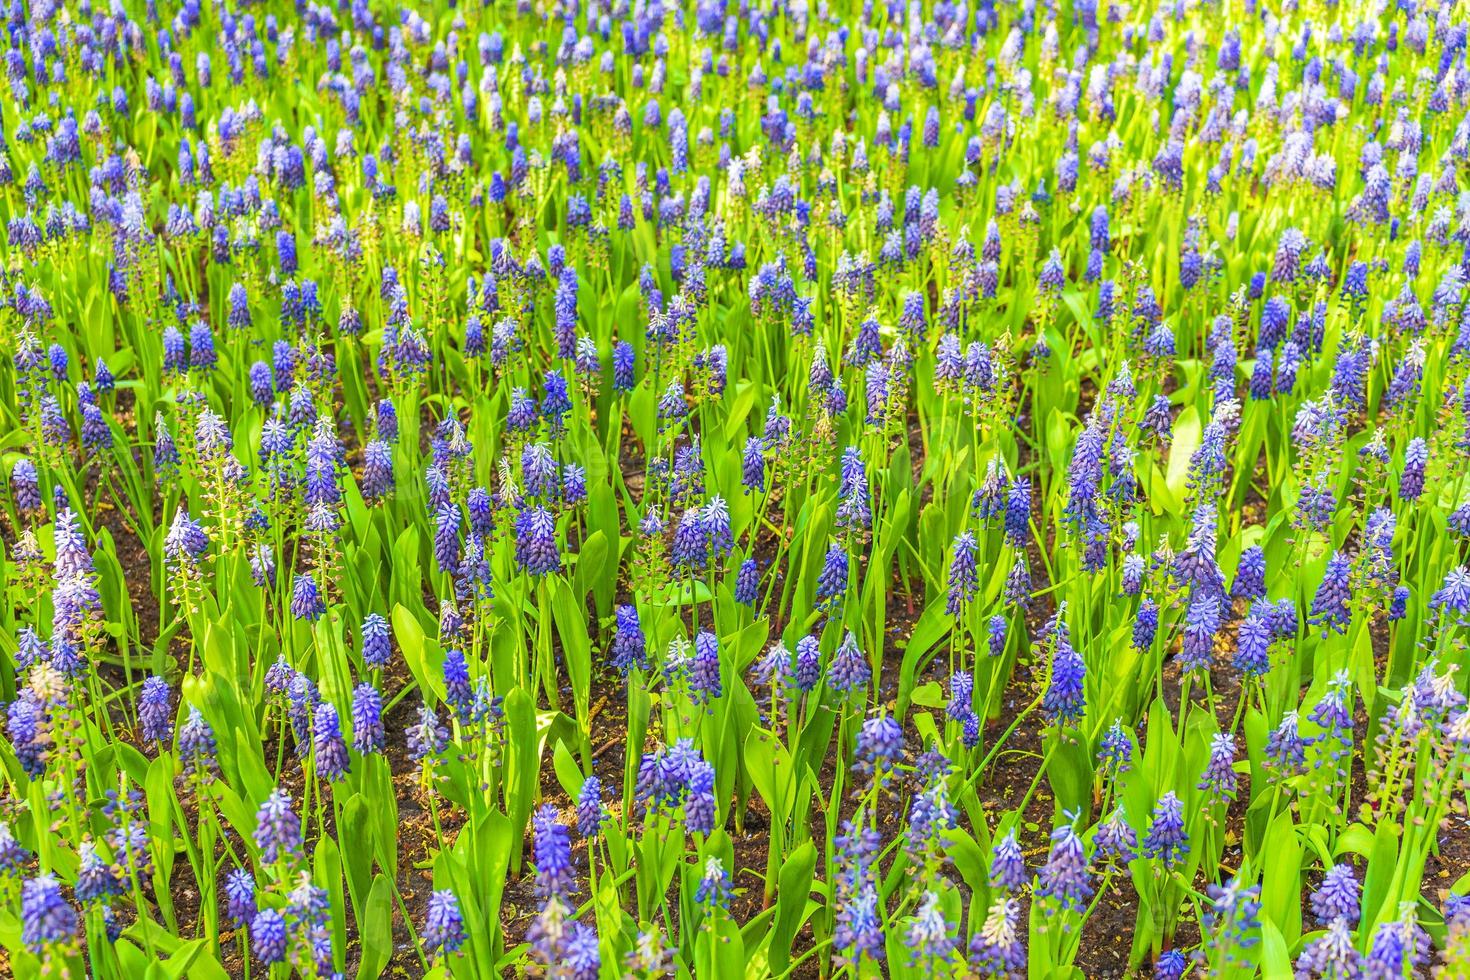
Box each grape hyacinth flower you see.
[361,614,392,669]
[1154,949,1187,979]
[815,542,849,607]
[1234,613,1274,678]
[855,713,905,776]
[163,510,210,573]
[1310,863,1362,927]
[1232,545,1267,601]
[832,882,885,967]
[988,615,1008,658]
[1201,877,1262,968]
[694,857,731,910]
[1098,720,1133,774]
[1142,792,1189,869]
[533,806,577,900]
[1364,906,1431,977]
[223,869,256,929]
[1179,595,1221,673]
[21,875,78,954]
[10,458,41,515]
[443,648,474,723]
[689,631,723,704]
[577,775,606,840]
[787,631,823,693]
[733,557,760,605]
[137,675,173,745]
[407,703,449,763]
[905,891,957,964]
[1043,624,1086,726]
[1294,917,1365,977]
[969,897,1025,977]
[351,683,385,754]
[8,696,49,778]
[946,531,979,615]
[609,605,648,674]
[424,890,467,958]
[251,908,288,965]
[1265,711,1309,776]
[177,707,217,776]
[515,507,561,576]
[1400,437,1428,501]
[669,508,708,573]
[290,573,327,622]
[1198,734,1240,806]
[253,789,302,864]
[75,843,121,905]
[1310,552,1354,634]
[312,702,350,782]
[1094,808,1138,865]
[990,830,1028,891]
[1036,823,1093,913]
[827,632,870,694]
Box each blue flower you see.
[1098,720,1133,773]
[362,440,394,501]
[969,896,1025,976]
[1294,918,1364,977]
[1142,792,1189,868]
[609,605,647,674]
[905,891,957,962]
[815,542,849,606]
[987,615,1008,658]
[828,632,870,693]
[694,857,731,909]
[350,682,385,754]
[138,675,173,745]
[1232,545,1267,601]
[833,882,885,966]
[1430,567,1470,623]
[250,908,288,964]
[1154,949,1187,979]
[612,341,636,391]
[946,532,978,615]
[533,806,577,899]
[407,703,448,762]
[312,703,350,782]
[1310,551,1353,634]
[253,789,301,864]
[1198,733,1239,805]
[424,890,467,957]
[670,507,708,572]
[1036,823,1093,913]
[290,573,327,622]
[1310,863,1361,927]
[989,830,1027,891]
[733,558,760,605]
[577,775,606,840]
[177,707,217,775]
[223,869,256,929]
[1043,624,1086,726]
[855,713,904,775]
[75,842,121,904]
[689,631,723,704]
[515,507,561,576]
[1179,595,1220,673]
[361,614,392,669]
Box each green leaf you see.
[392,602,440,702]
[1165,406,1201,499]
[551,577,592,755]
[768,841,816,974]
[354,875,395,980]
